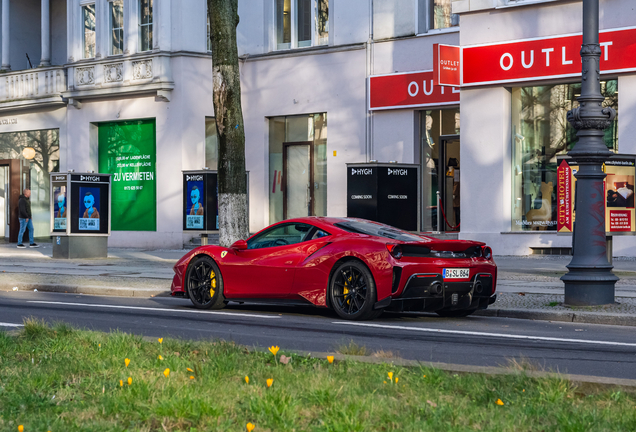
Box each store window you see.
[268,114,327,223]
[0,130,60,238]
[82,4,96,59]
[420,109,460,232]
[275,0,329,50]
[205,118,218,170]
[110,1,124,55]
[511,81,618,231]
[418,0,458,34]
[139,0,154,52]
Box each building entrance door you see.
[283,142,313,219]
[437,135,460,232]
[0,166,7,239]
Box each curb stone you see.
[0,281,170,298]
[475,308,636,327]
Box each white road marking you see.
[333,321,636,348]
[27,301,280,319]
[0,322,24,327]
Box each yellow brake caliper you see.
[210,269,216,298]
[344,275,351,304]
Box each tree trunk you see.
[208,0,249,247]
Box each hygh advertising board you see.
[182,171,219,232]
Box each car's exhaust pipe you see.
[430,282,443,295]
[474,280,483,294]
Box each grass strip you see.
[0,319,635,431]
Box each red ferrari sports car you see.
[171,217,497,320]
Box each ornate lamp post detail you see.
[562,0,618,305]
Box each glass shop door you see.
[437,135,461,232]
[283,142,313,219]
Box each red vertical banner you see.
[557,159,573,233]
[434,44,461,87]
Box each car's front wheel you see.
[329,260,381,320]
[186,255,226,310]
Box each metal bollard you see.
[200,233,208,246]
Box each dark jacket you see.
[18,195,31,219]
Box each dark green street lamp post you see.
[562,0,618,305]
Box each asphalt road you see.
[2,291,636,380]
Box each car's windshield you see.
[334,219,426,242]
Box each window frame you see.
[82,3,96,59]
[247,222,316,249]
[109,1,124,56]
[416,0,459,36]
[274,0,329,51]
[139,0,154,52]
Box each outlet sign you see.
[434,44,461,87]
[462,26,636,86]
[369,70,460,111]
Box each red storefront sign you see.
[369,70,460,111]
[609,211,632,232]
[462,26,636,86]
[433,44,461,87]
[557,160,573,233]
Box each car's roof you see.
[276,217,359,229]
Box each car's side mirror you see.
[230,239,248,251]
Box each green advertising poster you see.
[98,120,156,231]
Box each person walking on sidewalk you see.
[17,189,39,249]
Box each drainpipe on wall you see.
[365,0,374,162]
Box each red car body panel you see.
[171,217,497,312]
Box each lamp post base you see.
[562,271,617,306]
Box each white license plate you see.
[443,268,470,279]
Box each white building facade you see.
[0,0,634,256]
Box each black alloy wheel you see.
[329,261,381,320]
[186,255,226,310]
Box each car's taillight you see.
[386,244,403,259]
[482,246,493,260]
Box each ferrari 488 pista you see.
[171,217,497,320]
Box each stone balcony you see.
[0,66,67,113]
[64,52,174,104]
[0,52,175,112]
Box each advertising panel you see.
[78,186,101,231]
[368,70,460,111]
[606,158,635,233]
[186,177,205,230]
[347,163,419,231]
[462,26,636,87]
[53,186,68,231]
[182,171,220,231]
[98,120,157,231]
[557,156,635,235]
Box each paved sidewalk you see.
[1,242,636,325]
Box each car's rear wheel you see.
[186,255,226,310]
[329,261,378,320]
[435,308,476,318]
